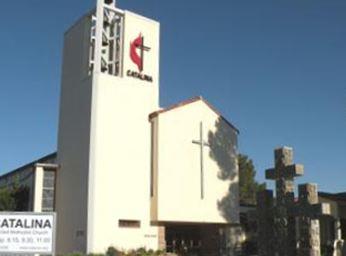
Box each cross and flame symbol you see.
[130,34,151,72]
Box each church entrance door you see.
[165,224,225,256]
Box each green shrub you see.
[106,246,121,256]
[66,253,86,256]
[125,248,165,256]
[60,247,165,256]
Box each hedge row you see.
[62,247,167,256]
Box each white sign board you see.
[0,212,56,254]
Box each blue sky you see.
[0,0,345,192]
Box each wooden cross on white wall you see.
[192,122,210,199]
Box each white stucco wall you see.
[56,8,161,253]
[56,15,93,254]
[151,100,239,225]
[86,11,160,253]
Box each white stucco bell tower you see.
[56,0,160,253]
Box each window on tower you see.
[118,220,141,228]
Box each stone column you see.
[257,190,275,256]
[265,147,304,256]
[296,183,331,256]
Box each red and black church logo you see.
[127,34,153,83]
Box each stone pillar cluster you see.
[257,147,332,256]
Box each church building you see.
[0,0,240,254]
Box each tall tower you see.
[56,0,160,253]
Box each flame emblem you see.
[130,34,150,72]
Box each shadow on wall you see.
[208,117,239,222]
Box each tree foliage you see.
[0,184,30,211]
[0,187,16,211]
[238,154,266,205]
[12,186,30,211]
